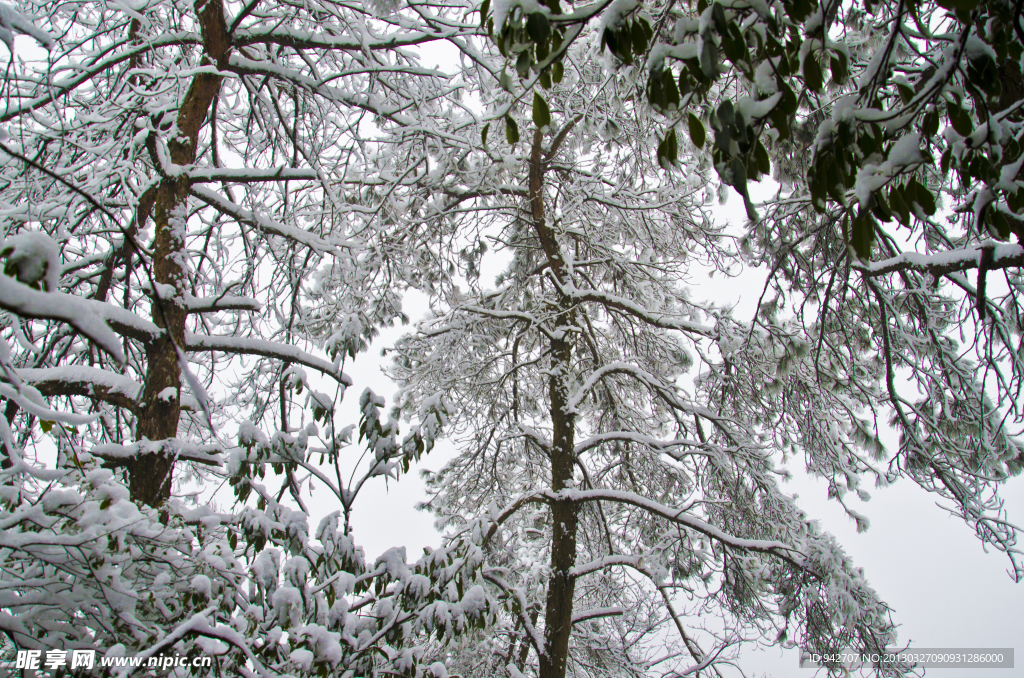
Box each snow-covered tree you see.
[3,0,1023,674]
[0,0,500,675]
[428,1,1024,675]
[384,38,905,678]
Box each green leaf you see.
[871,192,893,222]
[631,19,648,55]
[638,16,654,40]
[755,140,771,176]
[723,24,747,65]
[1009,189,1024,214]
[499,68,513,92]
[888,185,911,225]
[616,25,634,64]
[552,61,564,83]
[824,157,846,204]
[657,130,679,170]
[506,115,519,144]
[809,172,826,213]
[482,122,490,146]
[688,113,706,148]
[914,182,937,216]
[770,106,791,141]
[991,209,1011,240]
[662,68,680,108]
[803,52,822,92]
[729,156,747,190]
[479,0,490,27]
[717,99,735,128]
[850,211,875,260]
[947,99,973,137]
[532,92,551,128]
[602,27,616,54]
[539,71,551,89]
[700,39,718,80]
[830,51,848,85]
[516,51,531,78]
[526,12,551,45]
[711,2,728,33]
[896,83,914,105]
[781,84,798,114]
[40,420,53,434]
[790,0,812,22]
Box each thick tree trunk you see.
[129,0,230,506]
[529,129,580,678]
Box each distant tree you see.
[466,0,1024,665]
[387,33,922,678]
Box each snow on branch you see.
[855,242,1024,278]
[481,489,802,567]
[90,439,222,467]
[548,275,715,337]
[84,298,162,343]
[184,332,352,386]
[573,431,705,459]
[183,293,261,313]
[17,366,140,410]
[567,362,728,426]
[571,606,624,624]
[549,489,804,566]
[0,32,201,124]
[481,571,547,657]
[0,3,54,51]
[569,554,647,578]
[191,185,338,253]
[433,305,557,341]
[0,274,124,362]
[186,166,322,183]
[232,26,456,52]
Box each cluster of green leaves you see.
[600,11,653,65]
[709,99,773,218]
[486,0,566,84]
[479,0,859,218]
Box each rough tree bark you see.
[529,128,580,678]
[130,0,231,506]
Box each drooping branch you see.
[184,333,352,385]
[17,366,140,411]
[855,242,1024,278]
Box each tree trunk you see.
[529,129,580,678]
[129,0,230,506]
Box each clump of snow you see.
[0,3,54,51]
[237,420,266,448]
[1,230,60,291]
[853,132,924,208]
[966,34,997,62]
[288,648,314,671]
[599,0,639,32]
[191,574,212,599]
